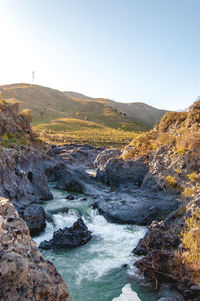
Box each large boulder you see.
[0,197,72,300]
[39,218,92,250]
[55,166,103,195]
[94,192,178,225]
[96,157,149,187]
[23,204,46,236]
[141,174,168,192]
[94,148,122,169]
[56,170,85,193]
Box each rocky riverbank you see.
[0,101,73,300]
[0,98,200,300]
[0,197,72,300]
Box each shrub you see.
[0,133,28,148]
[166,175,177,188]
[175,169,182,175]
[158,111,186,132]
[176,147,186,156]
[179,210,200,272]
[181,186,200,197]
[20,109,32,122]
[187,172,198,182]
[176,131,200,157]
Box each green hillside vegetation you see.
[0,84,139,129]
[64,91,167,128]
[106,101,167,129]
[34,118,137,147]
[0,83,165,146]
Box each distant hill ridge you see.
[63,91,167,129]
[0,83,167,129]
[0,83,167,146]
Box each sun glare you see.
[0,3,36,85]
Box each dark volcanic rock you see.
[39,218,92,250]
[23,204,46,235]
[28,169,53,200]
[0,197,72,301]
[0,147,53,211]
[96,157,149,187]
[44,161,67,182]
[50,144,103,168]
[56,167,102,194]
[66,195,75,200]
[133,220,180,255]
[57,170,84,193]
[94,193,178,225]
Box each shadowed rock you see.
[94,193,178,226]
[23,204,46,235]
[39,218,92,250]
[96,157,149,187]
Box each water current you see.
[34,183,183,301]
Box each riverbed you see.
[34,183,183,301]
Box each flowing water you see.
[34,183,183,301]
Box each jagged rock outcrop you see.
[0,101,33,138]
[128,101,200,298]
[134,249,175,287]
[94,148,122,169]
[0,146,53,212]
[141,146,200,194]
[39,218,92,250]
[0,100,53,215]
[0,197,72,300]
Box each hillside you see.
[0,84,139,129]
[64,91,167,128]
[0,83,166,146]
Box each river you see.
[34,183,183,301]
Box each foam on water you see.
[76,209,146,280]
[112,284,141,301]
[34,221,54,245]
[53,211,77,229]
[35,206,146,282]
[34,211,77,245]
[34,185,184,301]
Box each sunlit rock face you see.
[0,197,72,301]
[0,101,32,137]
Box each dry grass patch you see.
[178,210,200,284]
[33,118,137,147]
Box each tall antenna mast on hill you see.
[31,71,35,87]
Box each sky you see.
[0,0,200,110]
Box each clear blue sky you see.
[0,0,200,110]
